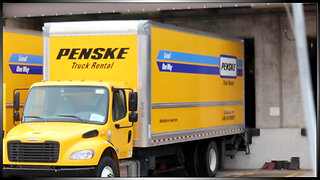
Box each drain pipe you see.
[291,3,316,177]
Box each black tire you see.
[197,141,219,177]
[94,156,119,177]
[184,143,199,177]
[216,139,226,170]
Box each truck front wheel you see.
[95,156,119,177]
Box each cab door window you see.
[112,90,127,121]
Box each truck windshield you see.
[23,86,109,124]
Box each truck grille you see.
[8,141,59,163]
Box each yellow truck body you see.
[3,28,43,136]
[3,20,245,177]
[150,26,244,144]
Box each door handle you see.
[128,130,132,143]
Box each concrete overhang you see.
[3,3,287,18]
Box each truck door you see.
[109,89,133,159]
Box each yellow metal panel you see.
[3,32,43,134]
[151,27,244,133]
[3,122,115,166]
[49,35,138,90]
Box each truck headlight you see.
[70,149,94,160]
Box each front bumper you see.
[3,165,96,177]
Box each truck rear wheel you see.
[184,143,199,177]
[197,141,219,177]
[95,156,119,177]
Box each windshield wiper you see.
[24,115,44,120]
[57,114,87,123]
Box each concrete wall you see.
[4,18,41,30]
[281,14,317,128]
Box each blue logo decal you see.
[8,53,43,75]
[157,62,219,75]
[9,64,42,75]
[156,50,243,77]
[237,59,243,68]
[9,53,43,65]
[157,50,220,66]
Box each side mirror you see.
[13,92,20,111]
[13,112,20,121]
[129,112,138,123]
[128,92,138,112]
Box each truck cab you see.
[3,81,138,177]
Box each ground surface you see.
[152,166,314,177]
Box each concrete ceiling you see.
[3,3,286,18]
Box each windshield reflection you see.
[23,86,109,124]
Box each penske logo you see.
[56,48,130,60]
[219,55,237,79]
[55,48,130,70]
[221,63,236,71]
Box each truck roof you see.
[43,20,150,36]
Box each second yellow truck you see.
[3,28,43,137]
[3,20,248,177]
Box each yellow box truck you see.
[3,28,43,137]
[3,20,248,177]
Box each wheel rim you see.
[101,166,114,177]
[209,148,217,172]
